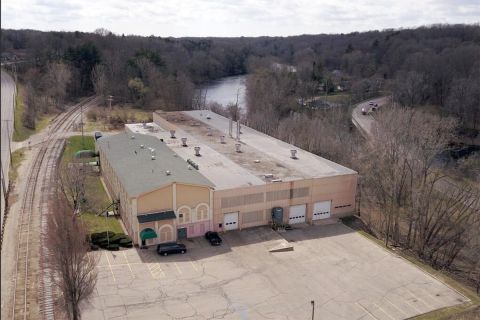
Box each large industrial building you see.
[96,110,357,246]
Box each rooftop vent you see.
[140,144,145,149]
[151,148,156,155]
[170,130,176,138]
[235,143,242,153]
[151,155,156,160]
[220,135,226,144]
[254,159,260,163]
[264,173,274,179]
[290,149,298,159]
[181,137,188,147]
[272,179,283,183]
[131,135,135,139]
[165,170,171,175]
[207,128,212,136]
[194,146,201,157]
[206,114,211,119]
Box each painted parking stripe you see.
[174,262,182,275]
[355,302,379,320]
[104,251,116,282]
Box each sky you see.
[1,0,479,37]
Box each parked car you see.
[157,242,187,256]
[205,231,222,246]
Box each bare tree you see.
[48,192,98,320]
[58,161,86,215]
[91,64,108,105]
[42,62,72,109]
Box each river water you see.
[198,75,247,110]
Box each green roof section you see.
[96,132,214,196]
[137,211,176,223]
[140,228,157,240]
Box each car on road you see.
[205,231,222,246]
[369,101,374,106]
[361,107,367,115]
[157,242,187,256]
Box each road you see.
[351,96,389,138]
[1,70,16,232]
[0,97,97,320]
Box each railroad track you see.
[10,96,96,320]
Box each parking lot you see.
[81,223,468,320]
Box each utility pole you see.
[311,300,315,320]
[106,95,113,129]
[80,101,85,148]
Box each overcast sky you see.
[1,0,479,37]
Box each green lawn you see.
[13,85,53,141]
[9,148,25,183]
[64,135,123,234]
[63,135,95,163]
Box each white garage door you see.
[224,212,239,231]
[289,204,306,224]
[313,201,331,220]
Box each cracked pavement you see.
[81,223,468,320]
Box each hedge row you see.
[88,231,133,250]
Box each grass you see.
[341,216,480,320]
[9,148,26,183]
[325,93,351,104]
[13,85,54,142]
[83,104,153,132]
[63,135,123,235]
[62,135,95,163]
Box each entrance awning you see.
[140,228,157,240]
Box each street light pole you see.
[311,300,315,320]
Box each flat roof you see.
[96,132,214,197]
[125,110,356,190]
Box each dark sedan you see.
[205,231,222,246]
[157,242,187,256]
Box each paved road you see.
[351,96,389,138]
[1,70,15,229]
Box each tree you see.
[91,64,108,105]
[47,192,98,320]
[58,161,86,214]
[42,62,72,109]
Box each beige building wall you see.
[212,173,357,231]
[176,184,210,208]
[137,186,173,214]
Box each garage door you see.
[224,212,239,231]
[289,204,306,224]
[313,201,331,220]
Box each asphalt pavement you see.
[351,96,389,138]
[1,70,15,228]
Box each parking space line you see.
[146,262,165,279]
[174,262,182,274]
[372,302,395,320]
[190,261,198,272]
[123,251,135,278]
[104,252,116,282]
[407,289,434,310]
[383,297,408,317]
[355,302,379,320]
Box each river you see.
[198,75,247,111]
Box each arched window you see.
[177,206,191,224]
[196,204,209,221]
[158,225,173,242]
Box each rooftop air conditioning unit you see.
[181,138,187,147]
[235,143,242,153]
[151,155,156,160]
[170,130,176,138]
[290,150,298,159]
[220,135,226,144]
[194,146,201,157]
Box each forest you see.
[1,24,479,130]
[2,24,479,291]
